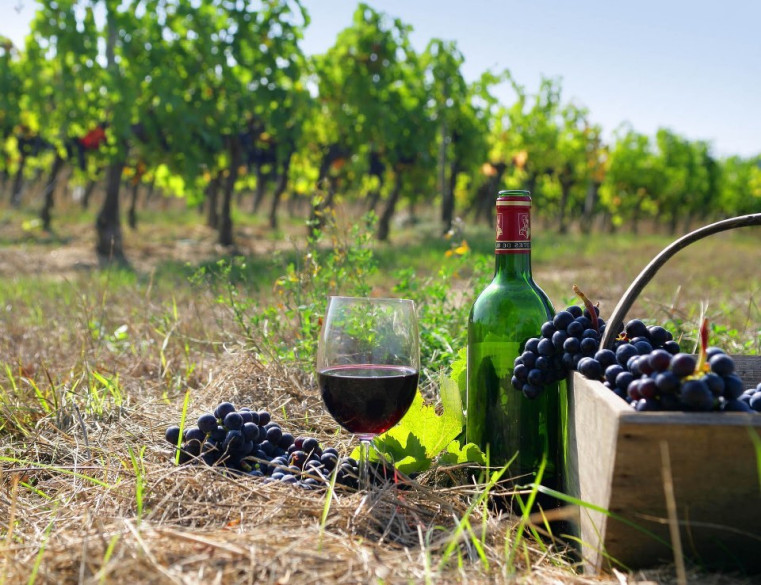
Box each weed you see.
[27,508,57,585]
[128,446,147,524]
[192,207,379,372]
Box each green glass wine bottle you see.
[466,190,562,498]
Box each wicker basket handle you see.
[600,213,761,350]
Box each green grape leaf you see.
[439,348,468,426]
[374,432,429,473]
[447,346,468,409]
[437,440,486,466]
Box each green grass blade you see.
[318,463,340,551]
[175,388,192,465]
[27,507,57,585]
[531,484,671,548]
[128,446,146,523]
[20,482,51,500]
[98,534,121,584]
[437,458,512,570]
[26,378,52,414]
[505,457,547,570]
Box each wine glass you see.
[316,296,420,489]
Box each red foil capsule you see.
[495,190,531,254]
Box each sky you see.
[3,0,760,158]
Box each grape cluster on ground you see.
[514,295,761,413]
[165,402,397,489]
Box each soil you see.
[0,219,300,279]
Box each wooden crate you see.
[565,355,761,573]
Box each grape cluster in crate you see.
[513,288,761,413]
[165,402,393,489]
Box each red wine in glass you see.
[318,364,419,436]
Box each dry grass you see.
[0,352,670,585]
[1,206,759,584]
[2,354,757,585]
[0,354,577,585]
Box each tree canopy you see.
[1,1,759,261]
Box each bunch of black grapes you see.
[165,402,394,489]
[615,348,761,413]
[580,319,760,413]
[513,309,677,400]
[740,383,761,412]
[512,304,623,398]
[574,317,679,396]
[514,304,761,413]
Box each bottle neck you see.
[494,250,532,280]
[493,191,533,280]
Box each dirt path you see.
[0,220,302,279]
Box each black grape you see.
[223,411,244,431]
[257,411,271,426]
[594,349,617,368]
[648,349,671,372]
[566,320,584,338]
[567,305,583,318]
[577,357,603,380]
[552,311,574,330]
[703,372,724,397]
[278,432,294,450]
[541,321,556,338]
[214,402,236,420]
[321,452,339,470]
[266,425,283,444]
[708,353,735,376]
[302,437,321,456]
[616,344,638,367]
[743,389,761,411]
[663,340,681,354]
[605,364,624,385]
[647,326,670,347]
[615,371,634,392]
[211,425,227,442]
[580,337,598,356]
[197,413,218,434]
[165,425,181,445]
[633,340,653,355]
[669,353,696,377]
[722,374,744,400]
[223,429,244,451]
[624,319,649,339]
[184,426,205,443]
[242,422,260,442]
[680,379,714,411]
[655,371,680,394]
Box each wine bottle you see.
[466,190,562,499]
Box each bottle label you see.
[495,194,531,254]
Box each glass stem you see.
[358,436,372,490]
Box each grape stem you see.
[694,317,709,375]
[572,284,600,333]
